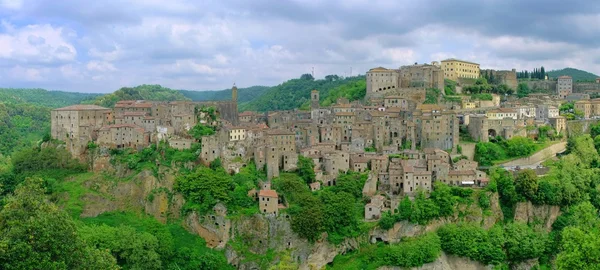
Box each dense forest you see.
[546,68,599,82]
[0,88,99,108]
[87,84,190,107]
[179,86,270,103]
[0,103,50,156]
[240,74,366,112]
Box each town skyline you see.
[1,0,599,92]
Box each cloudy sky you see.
[0,0,599,93]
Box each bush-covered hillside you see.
[547,68,599,82]
[0,88,99,108]
[0,103,50,156]
[179,86,270,103]
[240,74,365,112]
[87,84,190,107]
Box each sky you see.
[0,0,599,93]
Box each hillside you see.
[240,74,366,112]
[0,88,99,108]
[87,84,190,108]
[179,86,270,103]
[547,68,599,82]
[0,102,50,155]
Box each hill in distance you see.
[179,85,270,103]
[86,84,190,108]
[240,74,366,112]
[547,68,599,82]
[0,88,100,108]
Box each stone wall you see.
[499,142,567,167]
[566,119,600,136]
[524,80,556,93]
[574,82,600,93]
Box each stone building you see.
[51,104,112,156]
[548,116,566,134]
[258,189,279,215]
[97,124,150,149]
[413,104,459,150]
[365,195,385,220]
[366,63,443,98]
[398,62,444,90]
[441,58,480,80]
[557,76,573,99]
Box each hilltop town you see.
[48,58,600,222]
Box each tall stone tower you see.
[311,89,319,110]
[232,83,238,102]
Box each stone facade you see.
[441,58,480,80]
[557,76,573,99]
[366,62,443,99]
[51,105,112,156]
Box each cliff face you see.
[75,166,183,223]
[69,166,514,269]
[220,214,364,270]
[514,201,561,231]
[379,252,492,270]
[370,193,504,244]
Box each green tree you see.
[329,172,367,200]
[296,156,316,184]
[556,227,600,269]
[0,178,118,269]
[320,190,360,243]
[515,169,538,201]
[174,167,234,213]
[410,191,440,225]
[398,196,413,220]
[504,222,548,262]
[430,182,456,217]
[80,224,162,269]
[517,83,530,98]
[289,194,324,242]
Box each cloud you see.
[0,22,77,66]
[0,0,598,92]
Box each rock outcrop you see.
[379,252,492,270]
[514,201,560,231]
[76,167,182,223]
[370,193,503,244]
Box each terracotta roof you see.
[239,111,254,116]
[259,189,278,198]
[53,104,110,111]
[558,76,572,79]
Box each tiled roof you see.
[259,189,278,198]
[53,105,110,111]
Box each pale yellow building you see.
[441,58,480,80]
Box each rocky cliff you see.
[370,193,503,244]
[379,252,492,270]
[514,201,561,231]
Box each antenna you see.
[312,67,314,78]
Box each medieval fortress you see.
[51,57,598,219]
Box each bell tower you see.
[311,89,319,110]
[232,83,238,102]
